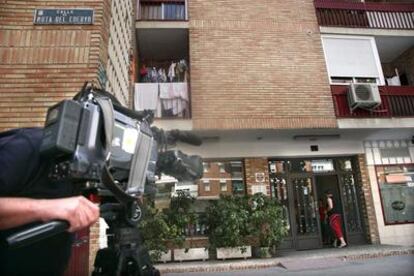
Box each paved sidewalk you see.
[155,245,414,274]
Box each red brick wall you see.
[188,0,337,130]
[357,155,380,244]
[0,0,112,131]
[244,158,271,196]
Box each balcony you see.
[314,0,414,29]
[332,85,414,118]
[134,26,190,120]
[137,0,187,21]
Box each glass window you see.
[230,161,243,178]
[203,162,210,173]
[376,164,414,224]
[218,162,225,173]
[337,158,353,172]
[203,180,210,192]
[220,180,227,192]
[232,180,244,195]
[311,159,334,173]
[269,161,286,174]
[289,160,313,172]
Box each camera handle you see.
[6,220,69,249]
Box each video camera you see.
[40,83,203,201]
[7,82,204,276]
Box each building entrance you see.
[315,175,342,247]
[268,157,366,250]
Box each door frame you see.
[288,172,323,250]
[269,156,367,250]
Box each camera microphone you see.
[168,130,202,146]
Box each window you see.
[218,162,225,173]
[220,180,227,192]
[230,161,243,178]
[203,162,210,173]
[330,77,378,84]
[203,180,210,192]
[376,164,414,224]
[232,180,245,195]
[321,35,384,85]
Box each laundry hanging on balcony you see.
[140,59,188,83]
[134,83,160,114]
[159,82,189,117]
[134,82,189,118]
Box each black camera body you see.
[39,85,203,201]
[40,95,155,197]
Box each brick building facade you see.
[136,0,414,254]
[189,0,337,130]
[0,0,134,132]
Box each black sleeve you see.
[0,129,41,196]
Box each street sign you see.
[34,9,94,25]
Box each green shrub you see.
[206,195,250,249]
[248,193,288,248]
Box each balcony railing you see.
[137,0,187,21]
[314,0,414,29]
[332,85,414,118]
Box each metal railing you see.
[314,0,414,29]
[331,85,414,118]
[137,0,187,21]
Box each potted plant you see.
[206,195,252,260]
[139,191,200,262]
[164,191,208,261]
[139,200,172,263]
[248,193,288,258]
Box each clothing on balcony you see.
[160,82,189,116]
[140,59,188,83]
[134,83,159,112]
[386,68,401,86]
[387,76,401,86]
[135,82,189,118]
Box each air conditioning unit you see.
[347,83,381,112]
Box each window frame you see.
[320,34,385,86]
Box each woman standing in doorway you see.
[325,190,347,248]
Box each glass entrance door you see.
[338,172,365,244]
[291,176,322,250]
[269,157,366,250]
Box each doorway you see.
[269,157,367,251]
[315,175,343,247]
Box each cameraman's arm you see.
[0,196,99,232]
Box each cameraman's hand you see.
[0,196,99,232]
[39,196,100,232]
